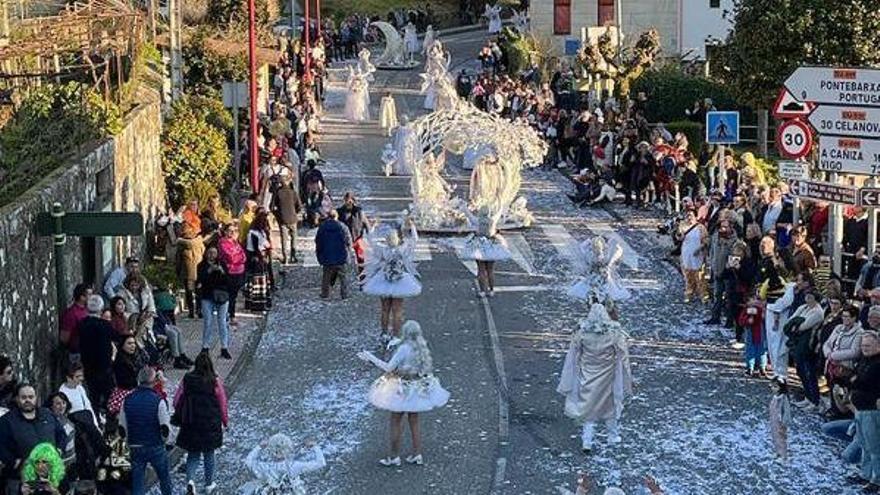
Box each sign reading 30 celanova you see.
[818,135,880,175]
[785,67,880,106]
[809,106,880,139]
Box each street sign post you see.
[860,188,880,208]
[817,135,880,175]
[778,161,810,180]
[36,204,144,319]
[776,119,813,159]
[788,179,858,205]
[706,111,740,145]
[222,81,248,192]
[808,105,880,139]
[785,67,880,106]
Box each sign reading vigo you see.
[785,67,880,106]
[809,106,880,139]
[818,136,880,175]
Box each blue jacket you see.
[0,407,65,467]
[122,387,165,448]
[315,219,352,266]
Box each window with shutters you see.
[554,0,571,35]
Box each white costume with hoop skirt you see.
[459,234,510,261]
[361,225,422,298]
[239,444,325,495]
[567,237,631,302]
[368,343,450,412]
[344,71,370,122]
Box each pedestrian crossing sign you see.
[706,111,740,145]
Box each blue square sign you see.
[706,111,740,145]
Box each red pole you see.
[247,0,259,193]
[304,0,311,71]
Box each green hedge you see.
[162,95,232,207]
[631,66,744,123]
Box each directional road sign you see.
[777,119,813,159]
[818,135,880,175]
[788,179,857,205]
[860,188,880,207]
[778,161,810,180]
[36,211,144,237]
[808,105,880,139]
[706,111,740,145]
[785,67,880,106]
[772,88,813,119]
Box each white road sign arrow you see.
[818,135,880,175]
[809,106,880,139]
[861,188,880,207]
[785,67,880,106]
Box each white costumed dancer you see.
[379,92,399,136]
[421,25,436,55]
[421,41,452,111]
[568,236,631,311]
[362,220,421,340]
[391,116,418,175]
[358,47,376,82]
[460,210,510,297]
[557,303,633,452]
[344,68,370,123]
[484,3,502,34]
[512,9,529,34]
[239,435,326,495]
[403,22,419,62]
[381,143,397,177]
[357,320,450,467]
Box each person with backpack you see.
[173,352,227,495]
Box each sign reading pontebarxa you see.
[859,188,880,208]
[778,161,810,180]
[788,179,857,205]
[809,106,880,139]
[785,67,880,106]
[818,136,880,175]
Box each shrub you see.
[142,260,179,292]
[162,96,231,207]
[666,120,702,154]
[0,82,122,206]
[182,30,249,94]
[631,66,744,123]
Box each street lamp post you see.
[247,0,259,192]
[304,0,311,71]
[316,0,321,39]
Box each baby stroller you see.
[142,313,175,369]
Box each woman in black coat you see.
[174,351,227,494]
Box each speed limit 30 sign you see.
[777,119,814,159]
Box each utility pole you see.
[247,0,260,192]
[289,0,297,37]
[169,0,183,100]
[304,0,311,70]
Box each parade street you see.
[166,29,852,495]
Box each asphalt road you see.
[171,28,857,495]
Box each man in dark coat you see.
[315,210,352,299]
[0,384,65,493]
[272,178,303,264]
[78,295,116,413]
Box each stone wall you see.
[0,87,165,391]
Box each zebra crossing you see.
[285,223,639,283]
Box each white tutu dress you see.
[240,440,326,495]
[459,215,511,261]
[367,343,450,412]
[567,237,631,302]
[362,225,422,298]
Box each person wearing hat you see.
[77,295,115,413]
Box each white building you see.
[678,0,734,60]
[530,0,733,61]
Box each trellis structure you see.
[0,0,146,107]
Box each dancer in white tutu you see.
[421,25,436,56]
[344,67,370,123]
[379,91,399,136]
[357,320,450,467]
[358,47,376,82]
[391,116,418,175]
[568,236,631,315]
[362,219,421,341]
[557,303,632,453]
[403,22,419,62]
[460,209,510,297]
[240,434,326,495]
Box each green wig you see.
[21,442,65,488]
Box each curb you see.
[146,310,269,486]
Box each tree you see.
[714,0,880,109]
